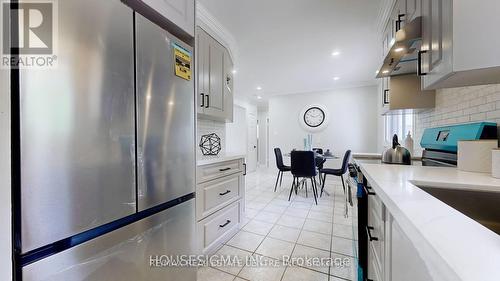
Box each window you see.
[384,113,415,145]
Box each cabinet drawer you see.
[198,201,241,254]
[197,174,241,219]
[197,159,243,183]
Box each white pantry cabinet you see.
[420,0,500,90]
[139,0,195,36]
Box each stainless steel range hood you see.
[377,17,422,78]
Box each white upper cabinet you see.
[140,0,195,36]
[196,27,234,122]
[420,0,500,90]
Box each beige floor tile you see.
[331,236,355,257]
[238,254,286,281]
[253,211,282,224]
[297,230,331,251]
[291,244,330,274]
[268,225,301,243]
[243,219,274,236]
[308,211,333,223]
[332,223,357,240]
[262,204,287,214]
[276,214,306,229]
[227,231,265,252]
[255,237,295,260]
[197,267,235,281]
[285,207,310,218]
[212,245,252,276]
[281,266,329,281]
[329,253,356,280]
[303,219,333,235]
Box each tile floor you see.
[197,167,359,281]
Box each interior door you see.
[247,111,258,172]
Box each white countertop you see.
[358,163,500,281]
[197,154,246,166]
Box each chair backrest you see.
[312,148,323,154]
[291,150,316,177]
[340,150,352,174]
[274,148,285,169]
[316,157,327,169]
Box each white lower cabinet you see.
[196,158,245,255]
[367,193,432,281]
[387,215,433,281]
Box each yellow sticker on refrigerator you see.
[173,44,192,80]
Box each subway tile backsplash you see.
[414,83,500,155]
[197,119,226,159]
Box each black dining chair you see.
[319,150,351,197]
[273,148,291,192]
[312,148,324,154]
[316,156,327,185]
[289,151,319,204]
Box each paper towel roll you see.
[458,140,498,173]
[492,149,500,178]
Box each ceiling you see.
[198,0,383,104]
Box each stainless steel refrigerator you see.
[15,0,196,280]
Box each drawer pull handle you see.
[219,220,231,228]
[219,190,231,196]
[363,186,376,196]
[219,167,231,172]
[366,226,379,241]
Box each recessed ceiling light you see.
[375,70,380,74]
[382,70,389,74]
[331,51,341,56]
[257,96,262,99]
[232,69,237,74]
[256,86,262,91]
[394,47,405,52]
[333,77,340,81]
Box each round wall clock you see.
[299,104,329,132]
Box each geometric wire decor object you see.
[199,133,222,156]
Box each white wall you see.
[269,86,379,166]
[0,68,12,280]
[226,105,247,155]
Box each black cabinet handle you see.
[205,94,210,108]
[363,185,376,196]
[219,167,231,172]
[383,89,390,105]
[366,226,379,241]
[219,220,231,228]
[219,190,231,196]
[200,93,205,107]
[418,50,427,76]
[243,163,247,176]
[395,13,405,32]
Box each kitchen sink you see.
[417,186,500,235]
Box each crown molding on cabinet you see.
[196,2,239,67]
[375,0,396,38]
